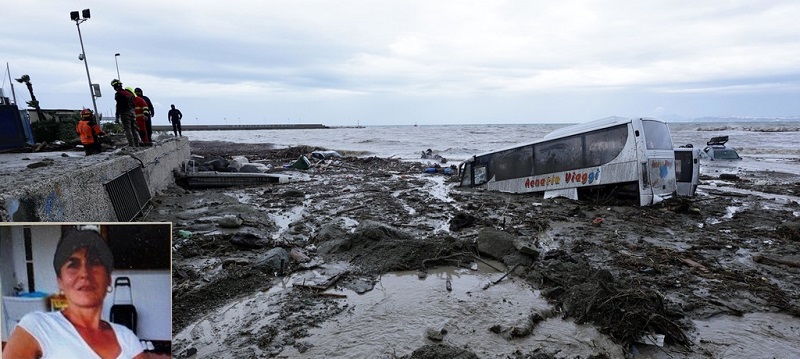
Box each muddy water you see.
[635,312,800,358]
[173,265,626,358]
[279,267,624,358]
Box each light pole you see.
[114,53,121,81]
[70,9,100,122]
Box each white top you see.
[17,311,144,359]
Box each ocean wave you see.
[735,148,800,155]
[695,126,800,132]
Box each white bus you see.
[458,116,678,206]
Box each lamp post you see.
[114,53,121,81]
[70,9,100,121]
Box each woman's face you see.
[57,247,111,309]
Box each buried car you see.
[700,135,741,161]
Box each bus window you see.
[489,147,534,181]
[584,124,628,167]
[641,120,673,150]
[534,135,582,174]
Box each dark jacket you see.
[141,95,154,117]
[115,88,135,115]
[168,108,183,122]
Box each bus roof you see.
[542,116,659,140]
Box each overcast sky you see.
[2,0,800,126]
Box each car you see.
[700,136,741,161]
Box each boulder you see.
[353,220,413,243]
[255,248,290,273]
[315,224,352,254]
[230,232,269,249]
[475,228,518,260]
[218,215,243,228]
[406,344,478,359]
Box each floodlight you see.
[82,9,91,19]
[70,11,79,21]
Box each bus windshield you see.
[641,120,673,150]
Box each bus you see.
[458,116,678,206]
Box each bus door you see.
[674,147,700,197]
[633,119,678,204]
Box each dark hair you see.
[134,88,142,93]
[53,227,114,277]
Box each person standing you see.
[134,88,154,143]
[167,104,183,136]
[75,109,106,155]
[112,79,140,147]
[128,87,151,144]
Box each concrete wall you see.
[0,137,190,222]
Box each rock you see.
[476,228,517,260]
[254,248,290,273]
[218,215,243,228]
[281,189,305,198]
[204,157,229,171]
[239,163,268,173]
[229,155,250,170]
[343,277,375,294]
[315,224,352,254]
[406,343,479,359]
[449,212,477,231]
[352,220,413,243]
[230,232,269,249]
[514,241,540,258]
[289,247,311,263]
[425,327,444,341]
[26,159,54,169]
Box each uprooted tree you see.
[15,74,47,123]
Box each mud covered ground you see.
[149,141,800,359]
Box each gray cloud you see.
[2,0,800,125]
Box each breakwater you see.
[151,124,328,131]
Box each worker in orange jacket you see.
[128,87,151,144]
[75,109,106,155]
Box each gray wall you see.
[0,137,190,222]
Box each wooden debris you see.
[336,205,365,215]
[317,292,347,299]
[679,257,709,272]
[752,254,800,268]
[296,270,350,291]
[483,264,521,290]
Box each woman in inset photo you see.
[1,224,171,359]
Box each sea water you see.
[182,121,800,162]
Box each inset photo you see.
[1,223,172,358]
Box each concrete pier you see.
[151,124,328,132]
[0,137,191,222]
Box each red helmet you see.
[81,109,93,119]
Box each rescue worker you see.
[128,87,151,144]
[134,87,154,142]
[75,109,106,155]
[167,104,183,136]
[112,79,140,147]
